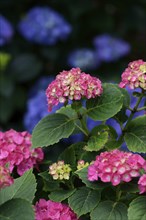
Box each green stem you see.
[137,106,146,112]
[75,123,89,136]
[80,117,89,136]
[123,94,144,131]
[116,185,122,201]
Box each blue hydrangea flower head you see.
[67,48,100,70]
[24,91,48,132]
[18,7,72,45]
[24,76,62,132]
[24,90,63,133]
[0,15,13,46]
[29,76,55,98]
[93,34,130,62]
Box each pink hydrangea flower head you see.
[0,165,14,189]
[46,67,103,111]
[138,174,146,194]
[119,59,146,90]
[49,161,72,180]
[34,199,78,220]
[88,149,146,186]
[0,129,44,176]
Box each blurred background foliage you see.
[0,0,146,132]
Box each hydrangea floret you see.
[138,174,146,194]
[46,67,103,111]
[119,59,146,90]
[77,160,89,170]
[88,149,146,186]
[49,161,72,180]
[34,199,78,220]
[0,129,44,176]
[0,165,14,189]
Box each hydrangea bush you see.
[0,59,146,220]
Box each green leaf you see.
[118,87,130,108]
[84,131,108,151]
[91,201,128,220]
[39,171,59,191]
[10,54,42,82]
[91,125,111,135]
[68,187,101,217]
[49,189,76,202]
[105,139,123,150]
[75,167,108,190]
[65,142,86,161]
[0,170,36,205]
[128,196,146,220]
[57,105,87,135]
[0,198,34,220]
[32,113,75,148]
[80,151,98,162]
[86,83,123,121]
[120,182,139,193]
[58,145,76,169]
[56,105,77,118]
[124,115,146,153]
[90,124,122,150]
[71,101,82,111]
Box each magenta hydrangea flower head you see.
[0,165,14,189]
[34,199,78,220]
[119,59,146,90]
[88,149,146,186]
[0,129,44,176]
[46,67,103,111]
[138,174,146,194]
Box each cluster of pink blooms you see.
[46,67,103,111]
[138,174,146,194]
[0,165,14,189]
[34,199,78,220]
[88,150,146,188]
[119,59,146,90]
[49,161,71,180]
[77,160,89,170]
[0,129,44,179]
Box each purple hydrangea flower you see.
[93,34,130,62]
[24,91,48,133]
[18,7,72,45]
[29,76,55,98]
[24,76,60,132]
[0,15,13,46]
[24,90,64,133]
[67,49,100,70]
